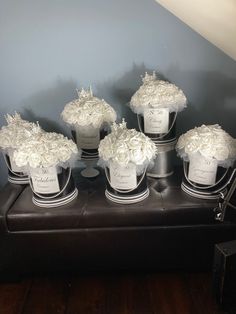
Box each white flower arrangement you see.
[98,120,157,172]
[61,88,117,129]
[176,124,236,166]
[0,113,43,151]
[13,131,79,169]
[130,72,187,114]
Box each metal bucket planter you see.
[4,152,29,184]
[104,163,149,204]
[181,160,234,200]
[29,166,77,207]
[72,129,107,178]
[147,139,176,178]
[137,111,177,143]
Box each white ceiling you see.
[155,0,236,61]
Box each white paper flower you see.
[61,88,117,128]
[176,124,236,163]
[13,131,79,168]
[130,72,187,114]
[99,120,156,168]
[0,113,43,150]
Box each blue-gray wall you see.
[1,0,236,188]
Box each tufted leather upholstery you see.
[1,167,236,274]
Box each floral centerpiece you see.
[13,131,79,169]
[98,120,156,203]
[130,72,187,137]
[99,120,156,174]
[176,124,236,167]
[0,113,42,152]
[0,113,43,183]
[62,88,116,129]
[13,131,80,207]
[130,72,187,114]
[176,124,236,187]
[61,88,116,150]
[61,87,117,178]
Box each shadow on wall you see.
[97,63,236,137]
[1,64,236,189]
[20,78,78,136]
[2,63,234,138]
[96,63,157,129]
[176,70,236,137]
[10,62,236,139]
[16,64,155,133]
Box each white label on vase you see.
[76,128,100,149]
[30,166,60,194]
[144,108,169,134]
[110,163,137,190]
[8,151,22,172]
[188,154,218,185]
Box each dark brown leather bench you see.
[1,167,236,276]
